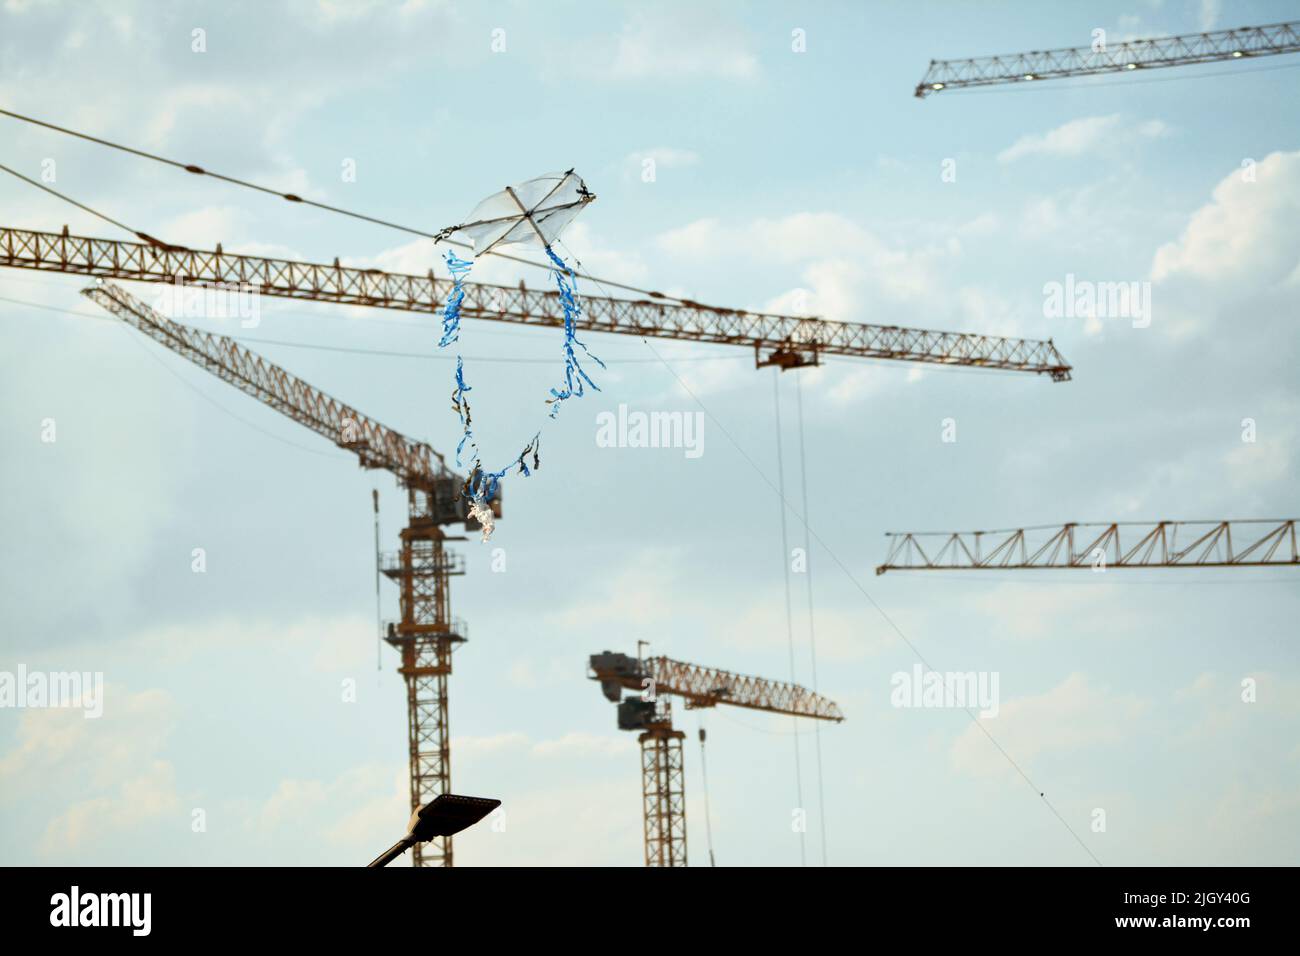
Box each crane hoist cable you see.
[620,341,1102,865]
[697,721,717,867]
[794,371,830,867]
[373,489,383,672]
[772,370,807,867]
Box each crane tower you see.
[590,650,843,866]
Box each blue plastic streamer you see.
[439,252,473,347]
[544,244,605,419]
[434,243,600,528]
[451,356,474,465]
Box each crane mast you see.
[590,651,843,867]
[1,225,1073,378]
[83,281,493,866]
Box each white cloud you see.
[505,655,573,689]
[656,212,945,320]
[1020,196,1062,237]
[964,582,1139,641]
[1222,435,1291,496]
[625,147,699,170]
[721,596,897,661]
[452,732,530,757]
[610,12,758,81]
[1144,150,1300,343]
[623,147,700,182]
[951,674,1149,777]
[546,546,683,630]
[543,546,892,664]
[253,762,407,859]
[998,115,1167,163]
[530,732,633,759]
[1198,0,1222,32]
[654,210,1031,348]
[0,685,183,858]
[141,85,245,150]
[1151,150,1300,287]
[455,778,639,866]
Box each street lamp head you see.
[407,794,502,842]
[368,793,502,866]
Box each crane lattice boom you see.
[83,281,457,488]
[82,280,486,866]
[648,656,843,720]
[3,225,1073,379]
[876,520,1299,573]
[589,650,842,867]
[590,651,842,720]
[915,20,1300,97]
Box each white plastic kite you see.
[434,170,603,540]
[440,170,594,256]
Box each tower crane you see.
[0,225,1073,379]
[82,280,495,867]
[915,20,1300,98]
[3,219,1068,866]
[589,650,843,867]
[875,519,1299,573]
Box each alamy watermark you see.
[1043,274,1151,328]
[0,665,103,718]
[595,403,704,459]
[890,664,999,718]
[50,886,150,936]
[153,275,261,328]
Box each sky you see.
[1,0,1298,867]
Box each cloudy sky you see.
[1,0,1298,866]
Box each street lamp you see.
[367,794,502,867]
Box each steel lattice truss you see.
[83,282,456,485]
[640,720,687,868]
[876,520,1299,574]
[3,226,1072,379]
[915,20,1300,97]
[382,488,465,867]
[645,656,844,721]
[85,282,477,867]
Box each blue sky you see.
[1,0,1298,866]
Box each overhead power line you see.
[0,106,680,301]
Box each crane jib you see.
[0,225,1072,378]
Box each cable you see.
[231,334,746,365]
[772,370,807,868]
[697,719,717,867]
[0,162,167,245]
[712,707,826,737]
[0,293,746,364]
[373,489,383,672]
[0,107,691,302]
[114,321,351,461]
[795,372,829,867]
[639,334,1104,867]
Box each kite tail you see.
[451,356,476,467]
[543,244,604,419]
[436,245,588,541]
[439,251,474,348]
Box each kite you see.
[434,170,604,539]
